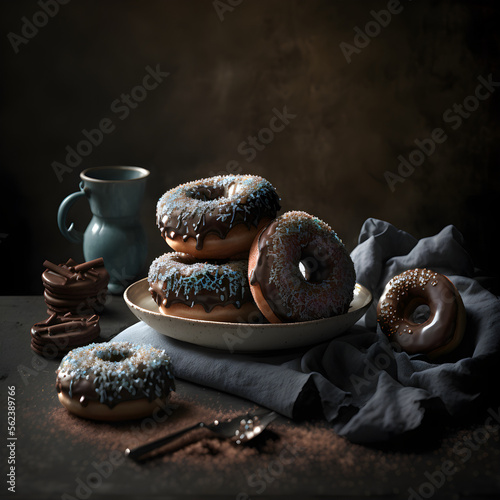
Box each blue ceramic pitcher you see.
[57,166,150,294]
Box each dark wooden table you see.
[1,296,499,500]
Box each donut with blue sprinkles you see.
[156,174,281,259]
[56,341,175,421]
[148,252,261,323]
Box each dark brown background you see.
[1,0,499,295]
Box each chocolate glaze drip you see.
[56,365,174,409]
[157,175,281,250]
[56,343,175,410]
[148,254,253,313]
[250,220,288,320]
[149,278,252,313]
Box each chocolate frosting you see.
[42,258,109,315]
[56,365,173,408]
[31,313,100,346]
[250,220,284,315]
[42,260,109,297]
[56,342,175,409]
[156,175,280,250]
[31,313,101,358]
[250,211,356,322]
[377,269,464,354]
[148,253,253,313]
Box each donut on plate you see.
[156,175,281,259]
[148,252,261,323]
[56,341,175,421]
[248,211,356,323]
[377,268,466,357]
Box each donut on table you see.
[248,211,356,323]
[376,268,466,357]
[56,342,175,421]
[148,252,261,323]
[156,175,281,259]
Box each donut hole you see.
[298,261,307,278]
[190,186,226,202]
[409,304,431,324]
[299,248,332,284]
[96,350,130,363]
[299,258,322,283]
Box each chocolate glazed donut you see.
[377,268,466,357]
[56,342,175,421]
[148,252,260,323]
[156,175,281,259]
[248,211,356,323]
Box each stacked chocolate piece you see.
[42,258,109,315]
[30,312,100,357]
[31,258,109,357]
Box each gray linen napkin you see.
[114,218,500,443]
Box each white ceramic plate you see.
[123,278,372,353]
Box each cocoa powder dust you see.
[27,390,500,497]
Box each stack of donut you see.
[149,175,280,323]
[148,174,357,324]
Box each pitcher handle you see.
[57,183,86,244]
